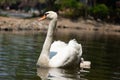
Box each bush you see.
[59,0,78,9]
[114,8,120,23]
[58,0,84,18]
[89,4,109,20]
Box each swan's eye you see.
[44,13,49,16]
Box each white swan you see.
[80,57,91,69]
[37,11,82,68]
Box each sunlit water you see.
[0,29,120,80]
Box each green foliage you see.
[59,0,78,9]
[89,4,109,19]
[115,8,120,20]
[57,0,84,18]
[116,8,120,15]
[0,0,18,5]
[0,13,8,17]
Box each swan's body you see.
[37,11,82,68]
[80,58,91,69]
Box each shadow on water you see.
[0,29,120,80]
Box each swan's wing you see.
[49,45,80,67]
[50,40,67,52]
[68,39,83,64]
[77,43,82,58]
[59,39,83,66]
[49,41,67,59]
[64,40,82,66]
[49,39,83,67]
[68,39,82,57]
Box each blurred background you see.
[0,0,120,24]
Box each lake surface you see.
[0,29,120,80]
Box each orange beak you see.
[38,15,46,21]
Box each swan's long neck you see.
[42,19,57,54]
[37,18,57,67]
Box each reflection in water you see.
[37,67,89,80]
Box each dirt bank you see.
[0,16,120,34]
[0,17,42,31]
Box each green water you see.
[0,29,120,80]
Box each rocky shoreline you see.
[0,16,120,34]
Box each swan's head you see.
[39,11,58,20]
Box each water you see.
[0,10,32,18]
[0,29,120,80]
